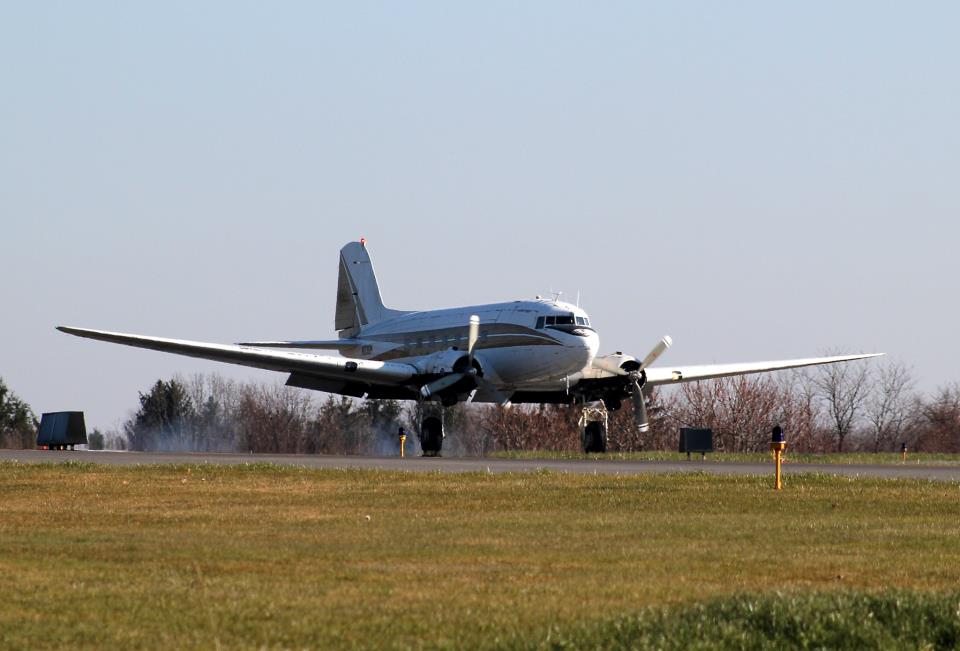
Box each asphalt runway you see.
[2,449,959,481]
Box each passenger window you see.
[535,316,545,329]
[546,316,556,326]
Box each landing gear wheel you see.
[420,416,444,457]
[579,404,609,453]
[582,421,607,453]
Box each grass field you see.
[493,450,960,465]
[1,462,959,649]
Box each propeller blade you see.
[630,380,650,432]
[474,375,510,405]
[420,372,469,399]
[639,336,673,371]
[467,315,480,362]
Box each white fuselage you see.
[353,299,599,390]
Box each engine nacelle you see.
[591,353,640,376]
[413,350,473,376]
[591,353,646,412]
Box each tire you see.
[420,416,444,456]
[582,421,607,453]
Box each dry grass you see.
[1,462,959,650]
[493,450,960,465]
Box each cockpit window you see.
[535,316,545,329]
[575,317,586,325]
[555,315,575,325]
[545,316,556,326]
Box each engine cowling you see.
[591,353,640,376]
[590,354,646,411]
[414,350,470,375]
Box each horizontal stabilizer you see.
[234,339,363,350]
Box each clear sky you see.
[2,2,958,431]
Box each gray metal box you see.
[37,412,88,447]
[679,427,713,454]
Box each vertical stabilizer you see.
[335,241,399,334]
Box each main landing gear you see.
[579,403,608,453]
[418,402,446,456]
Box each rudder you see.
[335,241,397,334]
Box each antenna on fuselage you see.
[551,290,562,303]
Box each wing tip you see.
[57,325,98,336]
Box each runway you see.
[2,449,959,481]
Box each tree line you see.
[3,360,960,454]
[101,360,960,455]
[0,377,37,449]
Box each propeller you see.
[461,315,510,402]
[467,314,480,364]
[419,315,508,403]
[628,335,673,432]
[418,369,473,398]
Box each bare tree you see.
[479,403,579,452]
[863,360,915,452]
[916,384,960,452]
[606,400,646,452]
[237,383,316,453]
[775,372,831,452]
[663,376,786,453]
[437,404,490,457]
[810,356,872,452]
[180,373,243,451]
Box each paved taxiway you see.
[2,449,959,481]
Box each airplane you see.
[59,239,882,455]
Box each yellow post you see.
[774,447,784,489]
[771,425,786,491]
[400,434,406,458]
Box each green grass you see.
[492,449,960,465]
[1,462,960,650]
[502,591,960,650]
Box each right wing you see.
[643,352,883,386]
[57,326,416,385]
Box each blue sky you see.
[2,2,958,429]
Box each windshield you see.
[536,313,590,329]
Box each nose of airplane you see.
[585,329,599,359]
[576,329,599,365]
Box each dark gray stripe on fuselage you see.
[364,323,561,361]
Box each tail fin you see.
[335,241,400,334]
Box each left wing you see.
[643,352,883,386]
[57,326,417,385]
[234,339,359,350]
